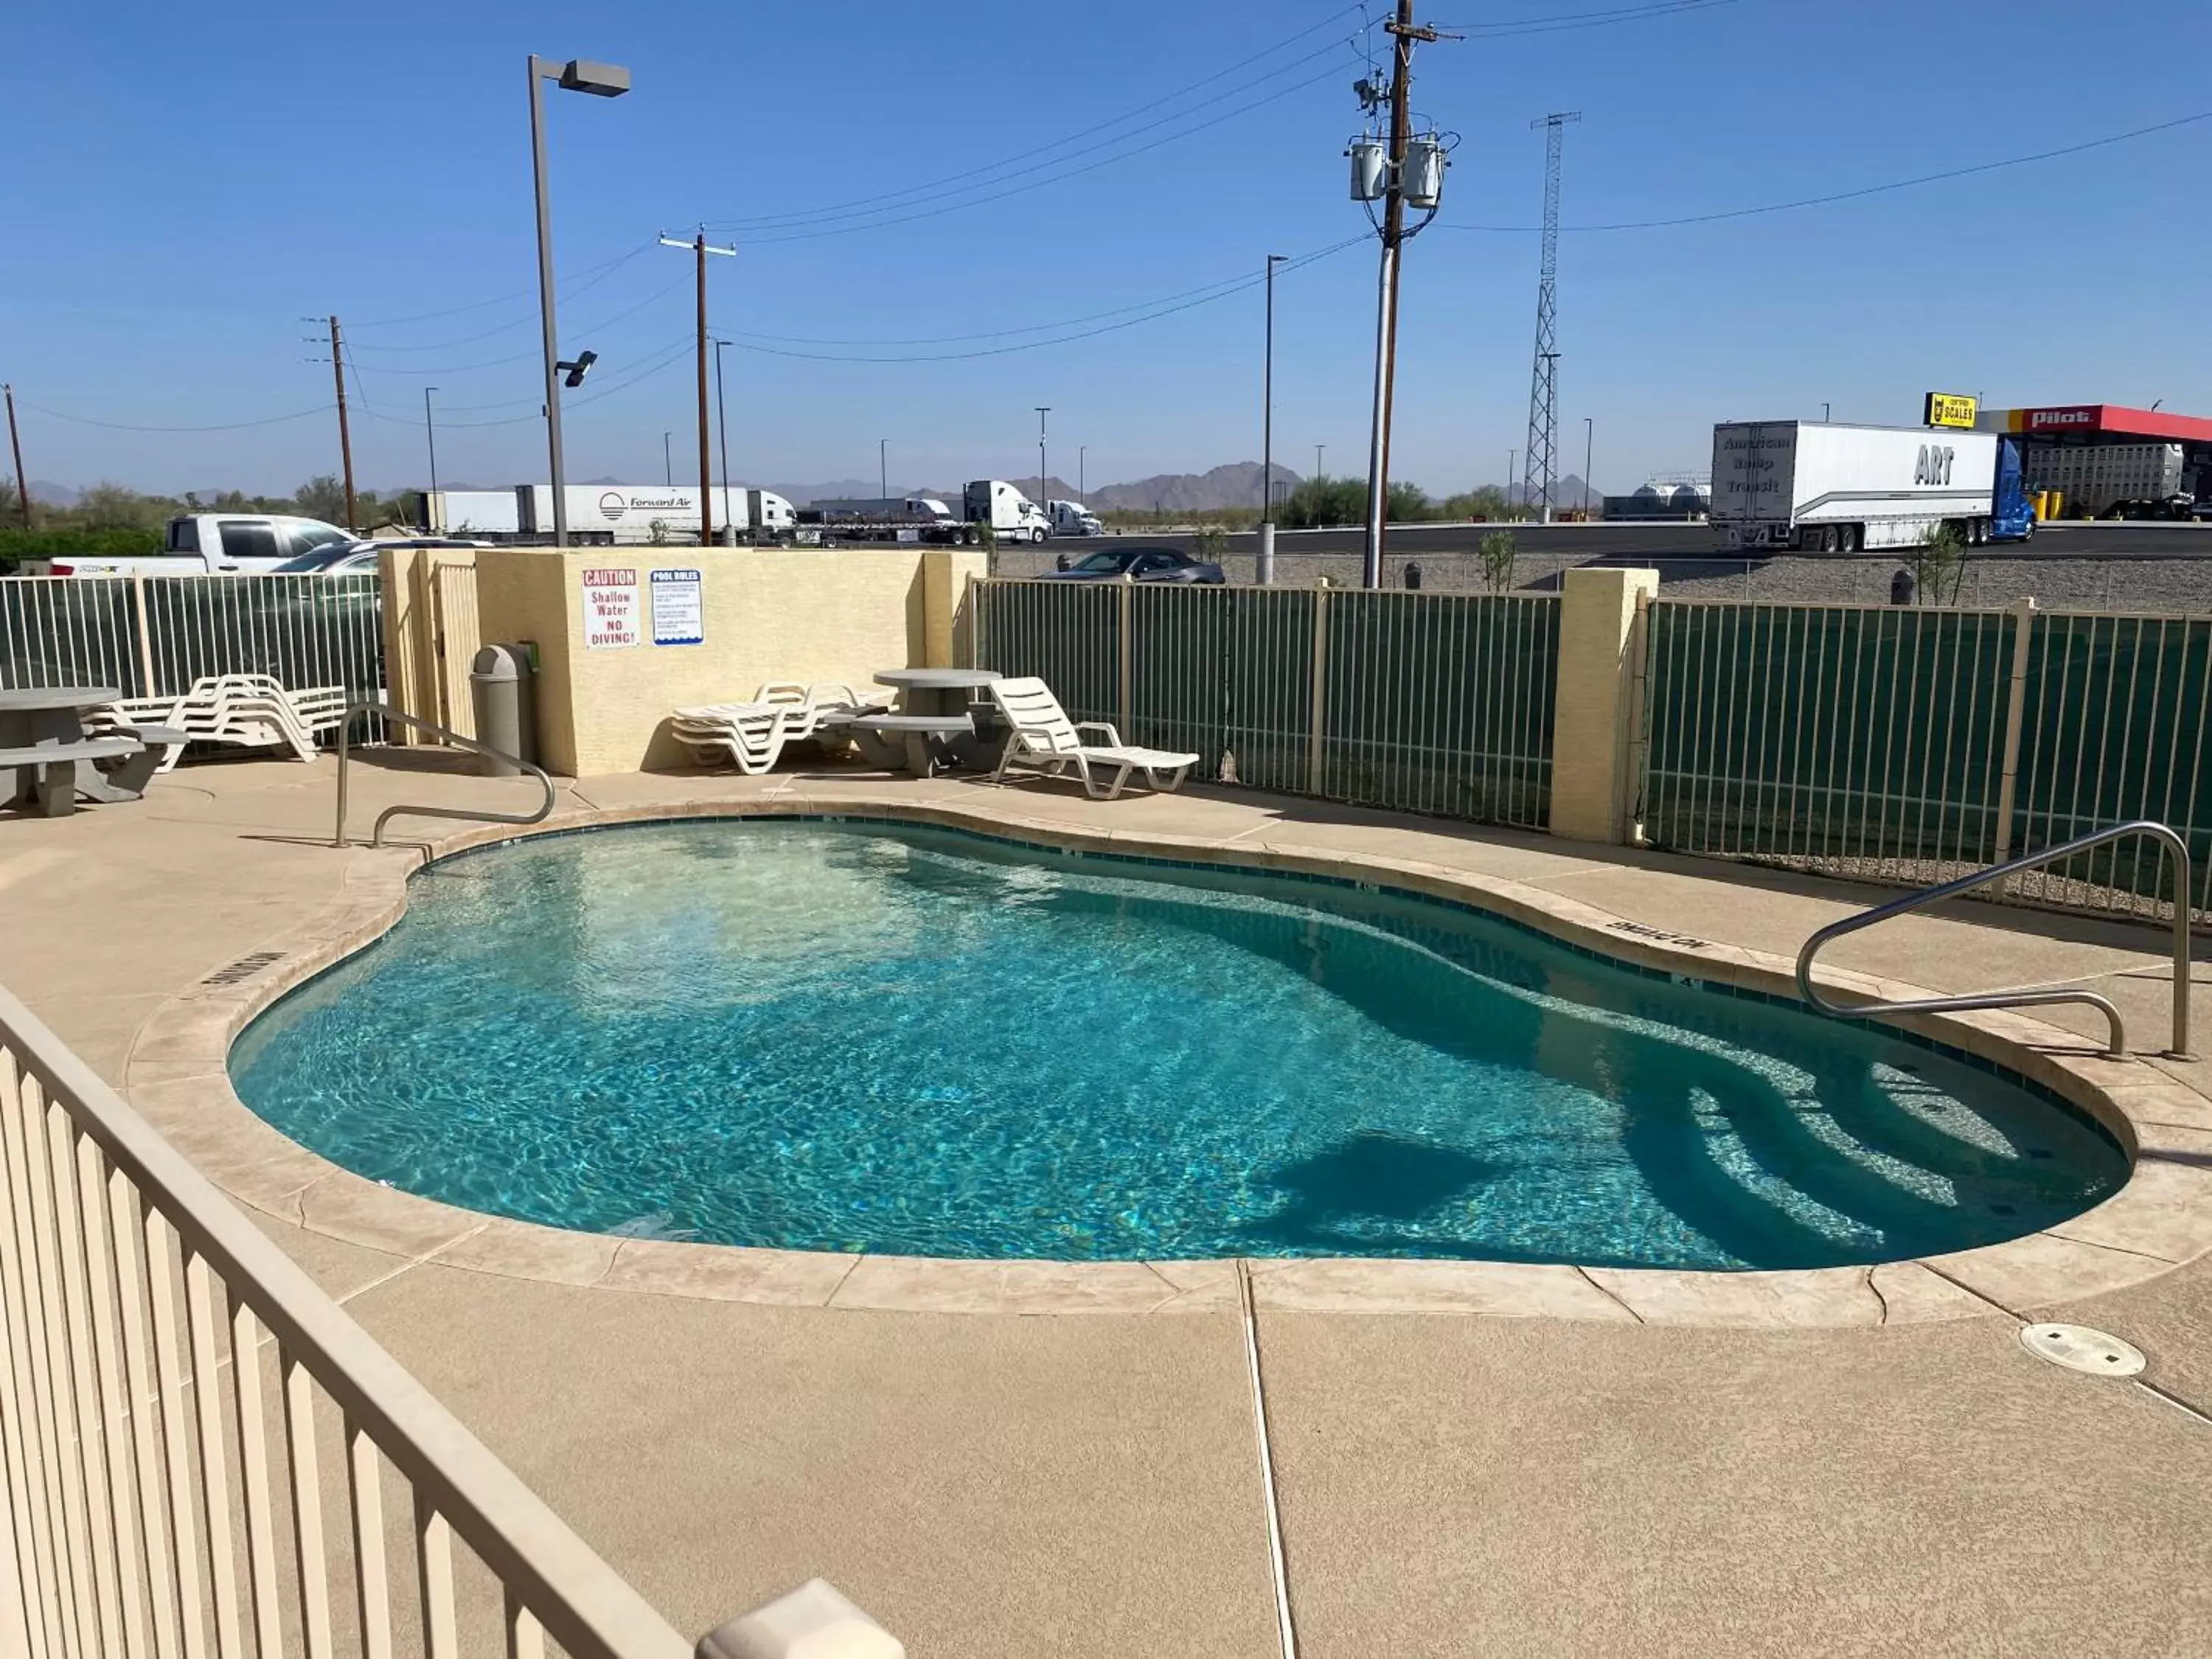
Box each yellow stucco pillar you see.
[1549,566,1658,844]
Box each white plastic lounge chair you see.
[986,677,1198,801]
[669,681,883,774]
[104,675,348,770]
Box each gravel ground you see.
[987,549,2212,613]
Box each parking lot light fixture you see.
[529,54,630,548]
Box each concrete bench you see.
[1,736,146,818]
[849,712,974,776]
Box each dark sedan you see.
[1039,546,1225,584]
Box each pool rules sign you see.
[581,568,640,650]
[650,568,704,646]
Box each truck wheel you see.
[1818,524,1840,554]
[1032,527,1047,544]
[961,525,979,546]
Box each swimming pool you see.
[229,820,2127,1270]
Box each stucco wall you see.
[470,546,985,776]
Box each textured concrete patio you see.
[4,749,2210,1655]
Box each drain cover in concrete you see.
[2020,1324,2146,1377]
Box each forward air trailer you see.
[1709,420,2034,553]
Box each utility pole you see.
[424,386,441,499]
[328,316,357,529]
[1260,252,1287,585]
[712,339,733,538]
[1035,406,1051,515]
[662,230,734,545]
[1583,416,1593,515]
[1354,0,1453,588]
[664,430,672,487]
[3,384,29,529]
[1523,112,1579,526]
[880,437,888,501]
[1079,445,1086,500]
[1315,442,1325,481]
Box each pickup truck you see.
[29,515,356,577]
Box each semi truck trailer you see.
[1709,420,2034,553]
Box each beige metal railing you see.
[334,703,555,848]
[0,983,695,1658]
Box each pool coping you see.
[123,786,2212,1328]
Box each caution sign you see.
[581,567,640,650]
[1924,392,1979,430]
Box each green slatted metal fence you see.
[973,580,1559,829]
[1640,597,2212,923]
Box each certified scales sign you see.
[1923,392,1979,430]
[581,567,640,650]
[650,568,704,646]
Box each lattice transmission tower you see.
[1523,111,1579,523]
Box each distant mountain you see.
[28,480,80,507]
[1088,462,1301,514]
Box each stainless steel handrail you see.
[333,700,556,848]
[1795,819,2196,1060]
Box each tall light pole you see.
[712,338,733,541]
[1078,445,1086,501]
[1315,442,1325,480]
[1582,416,1593,515]
[1508,450,1517,515]
[880,437,888,501]
[1821,401,1832,422]
[528,55,630,549]
[663,430,672,487]
[1034,406,1051,514]
[422,386,440,501]
[1260,252,1287,585]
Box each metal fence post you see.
[1307,587,1329,796]
[1622,585,1654,844]
[1117,578,1134,737]
[129,573,156,698]
[1989,595,2038,878]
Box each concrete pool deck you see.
[6,751,2212,1654]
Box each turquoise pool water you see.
[229,821,2127,1269]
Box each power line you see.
[346,240,657,340]
[1436,0,1743,35]
[714,237,1364,364]
[18,400,329,434]
[1440,107,2212,234]
[712,1,1373,232]
[350,273,694,376]
[711,60,1359,246]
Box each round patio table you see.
[869,668,1006,771]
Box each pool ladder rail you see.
[332,700,556,849]
[1795,820,2196,1061]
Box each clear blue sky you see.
[3,0,2205,499]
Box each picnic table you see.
[0,686,145,818]
[849,667,1006,775]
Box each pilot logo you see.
[1913,445,1955,487]
[599,491,626,521]
[2027,408,2095,431]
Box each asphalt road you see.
[1097,521,2212,560]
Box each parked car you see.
[1038,546,1225,584]
[272,544,381,576]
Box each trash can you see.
[469,642,536,776]
[1890,568,1916,607]
[1404,560,1423,591]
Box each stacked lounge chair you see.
[669,682,883,775]
[96,675,349,771]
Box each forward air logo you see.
[1914,445,1955,487]
[599,492,626,521]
